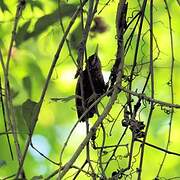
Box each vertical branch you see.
[137,0,154,179]
[57,78,123,179]
[156,0,175,177]
[0,72,13,160]
[98,123,106,177]
[108,0,127,91]
[124,13,141,56]
[75,0,99,78]
[83,2,95,175]
[15,1,88,178]
[72,161,87,180]
[104,127,128,171]
[57,1,77,67]
[104,0,127,172]
[76,0,100,177]
[58,0,126,177]
[127,0,147,114]
[0,1,26,177]
[137,0,161,63]
[58,0,86,172]
[6,0,25,72]
[123,0,148,176]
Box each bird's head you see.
[86,45,102,72]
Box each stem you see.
[15,1,88,178]
[137,0,154,179]
[156,0,175,177]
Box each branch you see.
[138,1,154,178]
[0,0,26,178]
[15,1,88,178]
[135,139,180,156]
[58,0,126,177]
[156,0,176,177]
[119,86,180,109]
[58,86,120,179]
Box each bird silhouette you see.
[75,49,106,122]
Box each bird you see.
[75,48,107,122]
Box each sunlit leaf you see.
[31,3,76,36]
[0,39,5,49]
[15,3,77,46]
[27,62,45,86]
[0,0,10,13]
[70,22,82,49]
[27,0,44,11]
[16,20,31,46]
[14,105,28,139]
[22,99,38,133]
[10,88,19,99]
[22,76,32,98]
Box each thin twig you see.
[98,123,106,177]
[45,169,59,179]
[57,1,77,67]
[0,78,13,160]
[15,1,88,178]
[104,0,127,172]
[30,142,59,165]
[1,174,16,180]
[119,86,180,109]
[72,165,99,178]
[83,1,99,177]
[59,88,113,168]
[98,0,112,14]
[156,0,175,177]
[0,49,25,177]
[6,0,25,72]
[138,1,154,178]
[93,143,128,150]
[135,139,180,156]
[127,0,148,115]
[58,84,121,178]
[0,0,26,177]
[72,160,87,180]
[57,3,126,175]
[104,127,128,171]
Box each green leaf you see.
[27,62,45,86]
[10,88,19,99]
[22,76,32,98]
[16,20,31,46]
[31,175,43,180]
[0,39,5,49]
[14,105,28,139]
[32,3,76,36]
[27,0,44,11]
[0,160,6,168]
[0,0,10,13]
[22,99,39,133]
[70,22,82,49]
[15,3,77,46]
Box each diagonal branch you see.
[15,1,88,178]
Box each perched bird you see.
[75,49,106,122]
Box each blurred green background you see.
[0,0,180,179]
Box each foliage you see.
[0,0,180,179]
